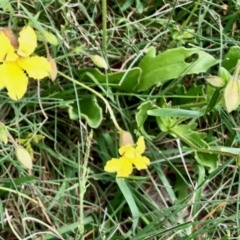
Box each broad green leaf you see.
[170,124,208,149]
[195,152,219,173]
[137,47,218,90]
[156,116,176,133]
[78,68,141,92]
[62,97,102,128]
[0,0,13,13]
[148,108,203,118]
[116,178,139,233]
[222,46,240,71]
[136,101,155,139]
[168,124,219,171]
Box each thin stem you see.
[58,71,123,133]
[102,0,107,52]
[181,0,201,30]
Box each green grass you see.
[1,0,240,239]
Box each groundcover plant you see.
[0,1,240,239]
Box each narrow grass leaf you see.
[117,178,139,233]
[204,89,220,114]
[148,108,203,118]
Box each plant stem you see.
[102,0,107,53]
[79,130,92,238]
[181,0,201,30]
[58,71,123,133]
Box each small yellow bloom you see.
[0,26,51,100]
[104,136,150,177]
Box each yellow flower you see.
[104,136,150,177]
[0,26,51,100]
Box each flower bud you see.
[43,31,59,45]
[205,76,226,88]
[218,67,231,83]
[0,27,19,49]
[224,79,240,112]
[119,131,134,147]
[91,55,108,69]
[48,57,58,81]
[15,146,32,170]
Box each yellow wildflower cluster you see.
[0,26,51,100]
[104,136,150,177]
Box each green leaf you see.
[42,217,94,240]
[116,179,139,233]
[0,0,13,13]
[135,0,144,13]
[168,124,219,171]
[209,146,240,155]
[156,116,176,132]
[222,46,240,71]
[137,47,218,90]
[148,108,203,118]
[194,152,219,173]
[204,89,220,114]
[63,97,102,128]
[121,0,134,11]
[170,124,208,149]
[192,165,205,215]
[0,176,36,197]
[136,101,155,139]
[78,68,141,92]
[218,67,231,83]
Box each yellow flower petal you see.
[104,158,122,172]
[1,62,28,100]
[5,52,18,62]
[119,145,133,156]
[116,162,132,177]
[135,136,145,154]
[0,31,15,62]
[104,158,133,177]
[0,65,6,90]
[131,156,150,170]
[17,56,51,80]
[17,26,37,57]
